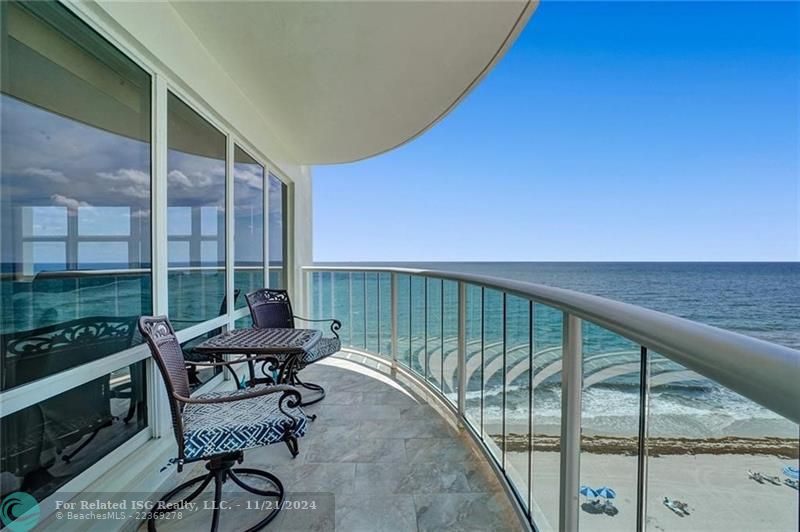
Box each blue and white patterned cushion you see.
[182,389,307,460]
[301,337,341,364]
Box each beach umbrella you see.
[596,487,616,499]
[579,486,598,498]
[784,466,799,479]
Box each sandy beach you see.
[486,426,799,532]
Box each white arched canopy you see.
[170,1,536,164]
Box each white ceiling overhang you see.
[170,1,537,164]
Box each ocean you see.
[315,262,800,439]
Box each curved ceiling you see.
[170,1,536,164]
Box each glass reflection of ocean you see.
[318,262,800,438]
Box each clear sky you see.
[313,1,800,262]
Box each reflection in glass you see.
[1,1,152,379]
[0,361,147,502]
[645,352,799,531]
[234,146,264,307]
[167,92,226,330]
[268,174,287,289]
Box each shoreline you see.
[498,433,799,458]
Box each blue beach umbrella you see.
[784,466,799,479]
[579,486,598,498]
[596,487,616,499]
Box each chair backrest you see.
[138,316,189,450]
[246,289,295,329]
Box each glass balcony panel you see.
[464,284,483,431]
[379,273,392,357]
[531,302,564,531]
[442,280,459,403]
[425,278,443,390]
[483,288,504,460]
[409,275,426,377]
[310,271,322,320]
[319,271,334,331]
[644,352,799,531]
[504,295,531,511]
[333,272,351,347]
[350,272,366,350]
[365,273,379,353]
[396,274,411,369]
[580,322,640,531]
[0,360,147,502]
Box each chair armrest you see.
[174,385,305,429]
[173,384,301,405]
[293,315,342,338]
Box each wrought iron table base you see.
[243,356,325,409]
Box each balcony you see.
[148,357,522,531]
[1,1,798,532]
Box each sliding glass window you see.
[268,173,287,289]
[166,93,227,329]
[0,0,149,503]
[234,146,264,307]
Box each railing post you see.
[457,281,467,422]
[391,273,398,369]
[559,313,582,532]
[636,346,650,532]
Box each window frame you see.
[0,0,296,517]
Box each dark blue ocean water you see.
[331,262,800,350]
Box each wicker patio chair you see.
[138,315,308,531]
[245,289,341,406]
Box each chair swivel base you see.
[148,452,283,532]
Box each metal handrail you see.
[302,265,800,424]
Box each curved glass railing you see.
[304,267,800,532]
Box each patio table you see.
[193,328,322,389]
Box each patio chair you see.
[1,316,138,468]
[245,288,341,406]
[138,316,307,531]
[183,289,242,388]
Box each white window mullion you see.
[225,134,235,330]
[149,73,169,438]
[264,164,271,289]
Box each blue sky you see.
[313,1,799,262]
